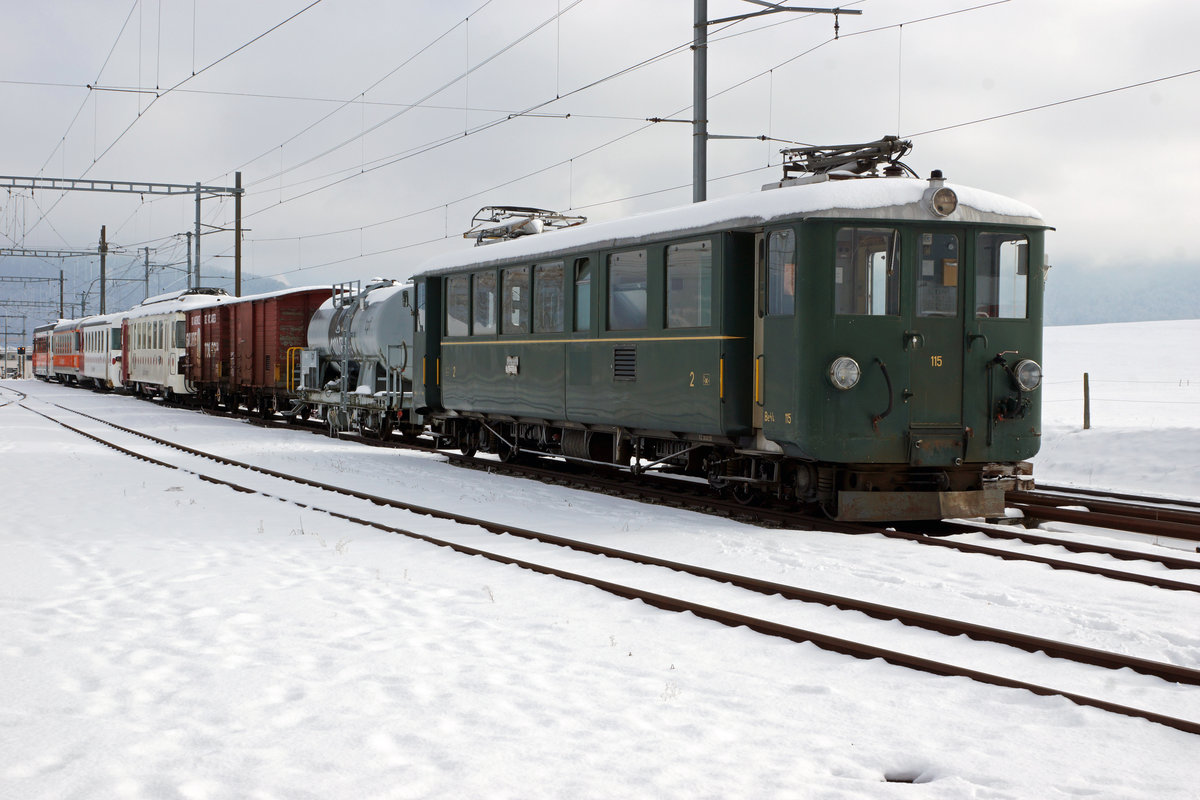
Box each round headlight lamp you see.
[929,187,958,217]
[828,356,861,390]
[1014,359,1042,391]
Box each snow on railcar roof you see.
[122,285,332,319]
[224,285,332,303]
[414,177,1045,276]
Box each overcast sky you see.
[2,0,1198,304]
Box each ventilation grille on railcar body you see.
[613,345,637,381]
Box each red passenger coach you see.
[187,287,331,415]
[33,323,54,380]
[51,319,83,383]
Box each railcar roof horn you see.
[778,135,917,181]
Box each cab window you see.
[666,240,712,328]
[768,229,795,316]
[976,232,1029,319]
[534,262,565,333]
[574,258,592,332]
[472,271,497,335]
[446,276,470,336]
[502,267,530,334]
[917,232,960,317]
[607,249,647,331]
[835,227,899,316]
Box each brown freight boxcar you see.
[186,286,331,415]
[186,302,232,408]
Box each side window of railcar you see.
[835,227,899,316]
[767,230,795,316]
[175,321,186,348]
[112,328,122,351]
[666,240,712,328]
[446,276,470,336]
[415,283,425,332]
[473,271,497,335]
[917,232,960,317]
[976,232,1029,319]
[534,262,564,333]
[502,267,530,334]
[574,258,591,332]
[607,249,648,331]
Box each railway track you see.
[443,449,1200,594]
[45,384,1200,592]
[1009,486,1200,542]
[151,393,1200,592]
[171,388,1200,551]
[0,382,28,407]
[17,394,1200,737]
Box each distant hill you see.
[7,255,1193,328]
[0,258,291,324]
[1045,261,1200,326]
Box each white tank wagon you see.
[293,279,423,438]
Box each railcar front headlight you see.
[1014,359,1042,391]
[929,187,958,216]
[828,356,861,390]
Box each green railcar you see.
[411,167,1048,521]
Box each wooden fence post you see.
[1083,372,1091,430]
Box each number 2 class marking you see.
[689,370,695,387]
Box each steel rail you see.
[443,451,1200,594]
[936,522,1200,572]
[143,400,1200,589]
[1034,483,1200,510]
[1008,496,1200,541]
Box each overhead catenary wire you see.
[36,0,140,178]
[222,0,501,180]
[244,0,587,191]
[15,1,1196,300]
[21,1,326,242]
[244,19,1200,279]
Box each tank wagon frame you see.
[290,279,423,439]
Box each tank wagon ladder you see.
[330,280,361,434]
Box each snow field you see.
[1,319,1199,798]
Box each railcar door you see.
[905,228,966,465]
[752,233,765,432]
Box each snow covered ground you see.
[1,320,1198,799]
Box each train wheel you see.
[458,427,478,458]
[496,436,519,463]
[731,482,760,506]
